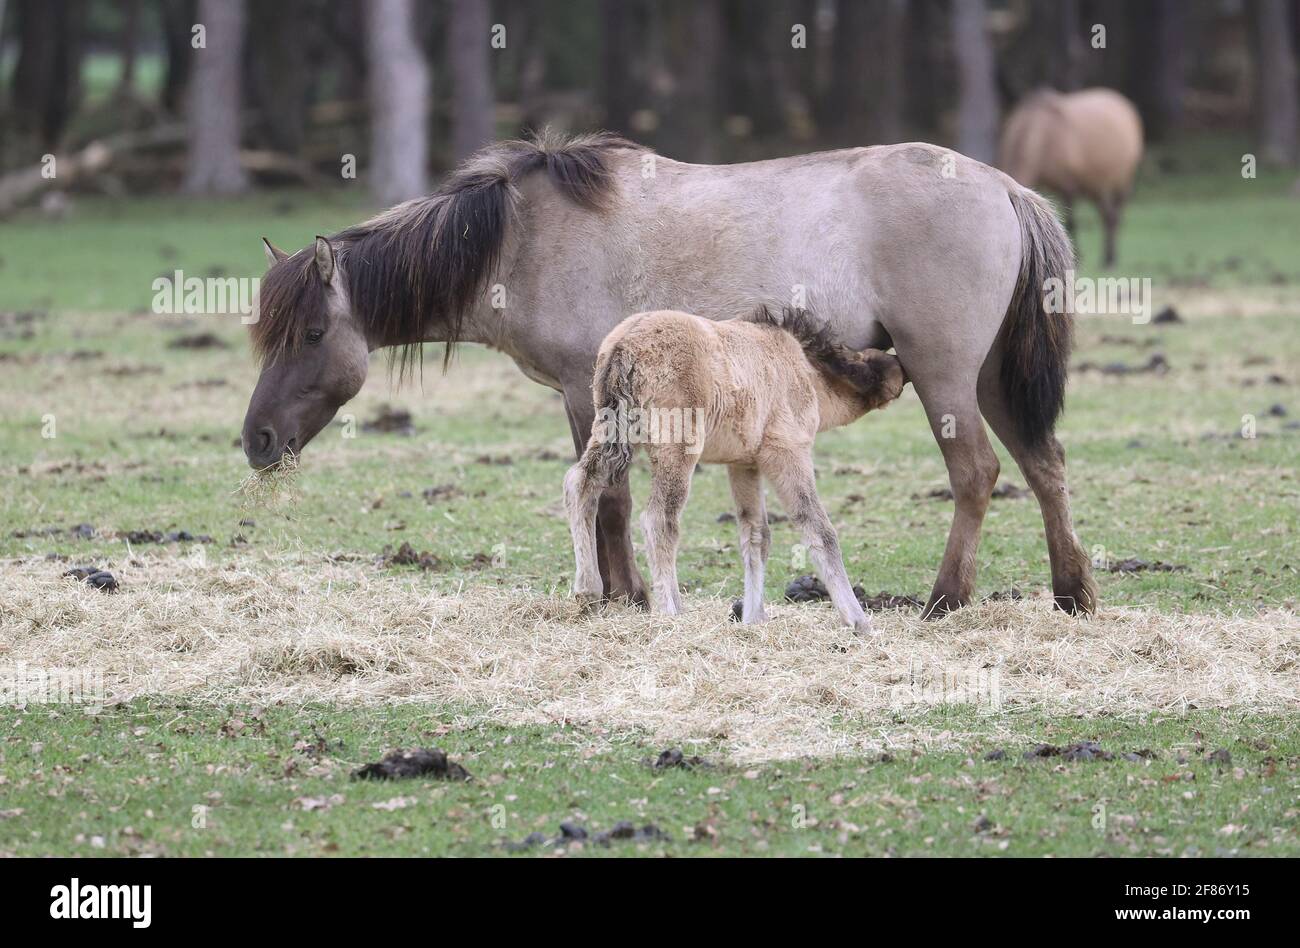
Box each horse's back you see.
[1062,88,1144,193]
[1003,88,1143,197]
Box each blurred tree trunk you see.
[677,0,723,161]
[245,1,313,155]
[1048,0,1084,91]
[118,0,141,91]
[365,0,429,204]
[1254,0,1299,166]
[448,0,494,162]
[951,0,999,163]
[905,0,942,136]
[160,0,195,115]
[183,0,247,193]
[827,0,906,145]
[1128,0,1185,140]
[12,0,84,150]
[600,0,638,136]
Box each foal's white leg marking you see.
[728,464,769,624]
[563,460,604,603]
[641,448,694,616]
[763,451,873,635]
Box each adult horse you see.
[999,88,1144,267]
[241,132,1097,618]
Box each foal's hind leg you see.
[978,362,1097,614]
[563,394,649,607]
[728,464,770,623]
[761,449,872,635]
[563,458,605,605]
[640,446,695,615]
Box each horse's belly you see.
[694,420,761,466]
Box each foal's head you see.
[835,348,909,411]
[241,237,370,471]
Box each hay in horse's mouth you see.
[233,451,301,507]
[3,554,1297,763]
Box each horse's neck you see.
[812,374,867,432]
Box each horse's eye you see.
[306,328,325,344]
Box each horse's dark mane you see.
[251,130,641,375]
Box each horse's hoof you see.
[730,599,743,622]
[852,618,875,637]
[921,591,968,620]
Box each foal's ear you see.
[314,236,335,285]
[261,237,289,267]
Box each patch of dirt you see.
[1074,353,1170,376]
[362,405,416,436]
[1152,305,1184,325]
[352,748,470,781]
[62,566,118,592]
[167,332,230,350]
[102,363,163,377]
[784,576,922,611]
[475,454,514,466]
[651,748,711,770]
[378,542,441,571]
[1098,334,1158,348]
[1108,558,1187,574]
[1022,741,1159,763]
[121,529,213,545]
[504,820,669,852]
[421,484,463,503]
[917,481,1028,501]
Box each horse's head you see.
[241,237,370,470]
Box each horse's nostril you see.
[256,427,274,455]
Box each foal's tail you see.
[578,344,636,489]
[1001,186,1076,447]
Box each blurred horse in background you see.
[999,88,1144,266]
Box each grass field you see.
[1,137,1297,856]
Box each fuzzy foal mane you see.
[748,306,899,403]
[251,131,640,374]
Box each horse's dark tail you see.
[1001,186,1076,447]
[579,344,636,489]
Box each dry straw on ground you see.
[3,554,1297,762]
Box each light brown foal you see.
[564,308,907,634]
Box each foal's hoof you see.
[574,591,606,615]
[852,618,876,637]
[730,599,743,622]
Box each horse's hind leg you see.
[727,463,770,623]
[977,360,1097,614]
[1098,193,1122,267]
[908,374,1001,618]
[640,446,695,615]
[761,449,872,635]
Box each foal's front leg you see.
[763,449,873,635]
[728,464,770,623]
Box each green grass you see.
[2,700,1294,857]
[1,143,1297,856]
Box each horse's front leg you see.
[563,395,649,608]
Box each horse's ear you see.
[261,237,288,267]
[314,235,335,285]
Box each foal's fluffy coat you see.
[565,309,907,634]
